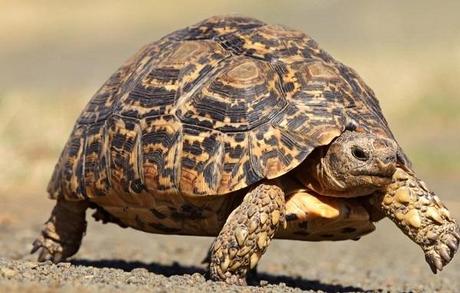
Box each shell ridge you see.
[54,125,88,200]
[106,115,145,195]
[209,133,226,193]
[247,131,265,180]
[77,126,88,199]
[83,120,111,198]
[135,120,145,193]
[102,119,113,193]
[172,127,183,194]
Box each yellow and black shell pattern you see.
[48,16,405,201]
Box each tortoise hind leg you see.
[209,182,286,285]
[31,199,89,262]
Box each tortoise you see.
[32,16,459,285]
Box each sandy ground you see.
[1,193,459,293]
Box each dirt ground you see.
[1,192,459,292]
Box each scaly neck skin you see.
[377,166,460,273]
[294,147,336,195]
[295,148,379,197]
[312,155,347,194]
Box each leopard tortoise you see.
[32,16,459,285]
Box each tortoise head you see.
[300,130,398,197]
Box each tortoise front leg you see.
[31,199,89,262]
[209,182,286,285]
[378,167,460,273]
[203,247,260,283]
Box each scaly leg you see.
[203,248,259,282]
[209,182,285,285]
[379,167,460,273]
[31,199,89,262]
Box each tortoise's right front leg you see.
[31,199,89,262]
[209,182,286,285]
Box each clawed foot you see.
[31,222,82,263]
[31,200,88,263]
[208,268,247,286]
[424,222,460,273]
[31,233,68,263]
[31,216,86,263]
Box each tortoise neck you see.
[293,146,332,195]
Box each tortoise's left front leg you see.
[202,248,260,283]
[209,181,286,285]
[378,167,460,273]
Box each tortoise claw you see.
[453,229,460,240]
[438,244,451,262]
[424,222,460,273]
[446,237,459,252]
[38,248,51,262]
[425,251,443,274]
[31,233,66,263]
[30,239,42,255]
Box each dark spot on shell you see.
[341,227,357,233]
[149,222,181,233]
[182,157,196,169]
[285,214,298,221]
[294,231,310,236]
[150,208,167,219]
[298,222,308,229]
[130,179,144,193]
[203,163,217,188]
[135,215,145,229]
[170,204,206,220]
[283,82,295,92]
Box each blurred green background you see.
[0,0,459,208]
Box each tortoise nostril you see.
[351,146,369,161]
[383,155,396,164]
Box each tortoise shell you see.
[48,16,406,202]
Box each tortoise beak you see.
[375,158,397,178]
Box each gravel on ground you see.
[1,194,459,292]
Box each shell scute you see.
[141,115,181,194]
[177,56,287,133]
[178,124,224,195]
[48,126,87,200]
[83,121,111,197]
[106,116,144,198]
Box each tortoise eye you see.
[345,119,358,131]
[351,146,369,161]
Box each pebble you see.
[0,267,16,278]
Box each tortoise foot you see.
[31,200,88,263]
[217,273,248,286]
[31,228,68,263]
[424,222,460,273]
